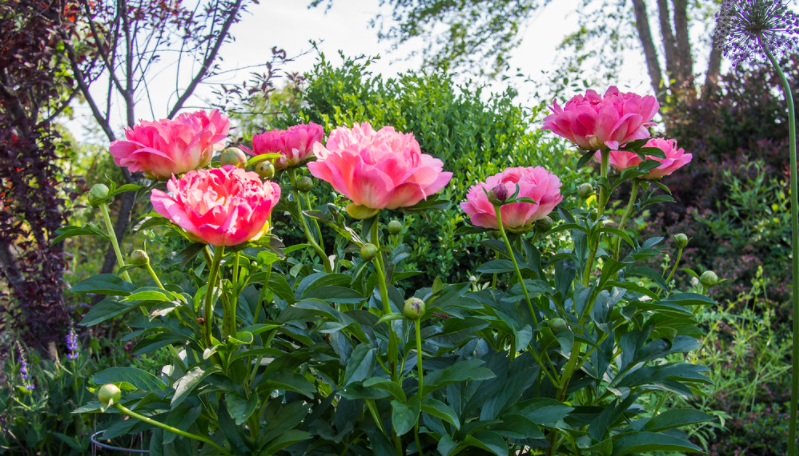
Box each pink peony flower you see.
[542,86,659,151]
[599,138,693,179]
[307,123,453,216]
[251,123,324,170]
[110,110,229,179]
[461,167,563,232]
[150,165,281,246]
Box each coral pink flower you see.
[598,138,693,179]
[251,123,324,170]
[150,165,280,246]
[542,87,659,151]
[461,167,563,232]
[307,123,452,216]
[110,110,229,179]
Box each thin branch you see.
[78,0,127,96]
[62,41,116,141]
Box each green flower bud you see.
[578,183,594,198]
[674,233,688,249]
[296,176,313,192]
[535,216,554,233]
[700,271,719,288]
[219,147,247,168]
[487,184,508,206]
[403,297,426,320]
[360,243,378,261]
[87,183,110,207]
[256,161,275,179]
[387,220,402,235]
[98,383,121,407]
[547,318,567,331]
[129,250,149,266]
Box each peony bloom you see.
[461,167,563,232]
[599,138,692,179]
[110,110,229,179]
[307,123,452,217]
[251,123,324,170]
[150,165,280,246]
[542,87,659,151]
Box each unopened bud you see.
[87,184,110,207]
[360,243,378,261]
[674,233,688,249]
[296,177,313,193]
[535,216,554,233]
[700,271,719,288]
[98,383,121,407]
[403,297,426,320]
[547,318,567,331]
[220,147,247,168]
[487,184,508,205]
[388,220,402,235]
[578,183,594,198]
[129,250,149,266]
[256,161,275,179]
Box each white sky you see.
[65,0,688,143]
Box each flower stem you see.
[99,203,131,282]
[145,263,164,289]
[204,246,225,347]
[494,206,538,327]
[371,218,399,381]
[288,169,331,273]
[113,403,233,456]
[228,251,240,338]
[761,39,799,456]
[614,179,639,259]
[582,149,610,287]
[414,318,425,456]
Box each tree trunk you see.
[705,28,723,97]
[672,0,693,86]
[631,0,665,102]
[656,0,678,82]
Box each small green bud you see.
[700,271,719,288]
[360,243,378,261]
[87,183,110,207]
[129,250,149,266]
[535,216,554,233]
[296,176,313,192]
[387,220,402,235]
[487,184,508,206]
[674,233,688,249]
[403,297,426,320]
[98,383,121,407]
[219,147,247,168]
[256,161,275,179]
[578,183,594,198]
[547,318,567,331]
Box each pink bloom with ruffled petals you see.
[251,123,324,170]
[599,138,692,179]
[110,110,229,179]
[461,167,563,232]
[542,87,659,151]
[150,165,280,246]
[307,123,453,211]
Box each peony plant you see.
[59,97,715,455]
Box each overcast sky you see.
[66,0,657,143]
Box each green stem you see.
[661,247,684,296]
[414,318,425,456]
[288,169,331,273]
[204,246,225,347]
[761,39,799,456]
[255,263,273,323]
[371,218,399,381]
[614,179,639,259]
[99,203,131,282]
[494,206,538,327]
[113,403,233,456]
[227,251,240,339]
[582,149,610,287]
[145,263,164,289]
[304,191,327,259]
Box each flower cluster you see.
[18,346,34,391]
[715,0,799,66]
[66,327,79,360]
[600,138,693,179]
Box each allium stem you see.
[761,37,799,456]
[99,203,131,282]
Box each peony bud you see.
[388,220,402,235]
[129,250,149,266]
[403,297,426,320]
[578,183,594,198]
[87,183,110,207]
[256,161,275,180]
[219,147,247,168]
[487,184,508,206]
[547,318,567,331]
[674,233,688,249]
[360,243,378,261]
[535,216,554,233]
[700,271,719,288]
[296,176,313,193]
[98,383,121,407]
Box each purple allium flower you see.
[66,328,79,360]
[715,0,799,65]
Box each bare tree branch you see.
[63,41,117,141]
